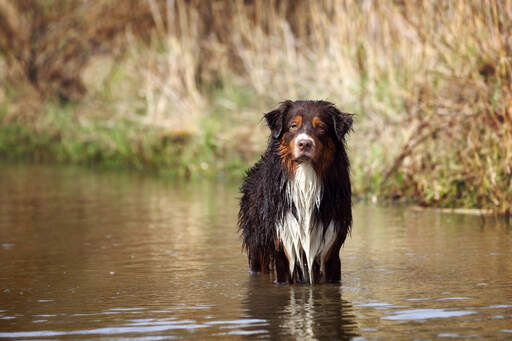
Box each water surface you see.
[1,164,511,340]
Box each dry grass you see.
[1,0,511,214]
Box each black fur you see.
[238,100,353,284]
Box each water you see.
[1,164,511,340]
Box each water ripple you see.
[381,309,476,321]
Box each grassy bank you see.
[1,1,511,215]
[0,98,259,179]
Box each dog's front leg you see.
[275,246,290,284]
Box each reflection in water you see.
[245,276,358,340]
[0,164,511,340]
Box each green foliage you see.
[0,97,255,180]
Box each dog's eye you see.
[289,123,298,130]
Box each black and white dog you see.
[238,100,353,284]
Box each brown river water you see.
[0,164,511,340]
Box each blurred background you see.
[0,0,510,215]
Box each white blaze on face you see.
[293,133,315,159]
[276,162,337,283]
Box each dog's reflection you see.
[243,275,358,340]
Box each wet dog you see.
[238,100,353,284]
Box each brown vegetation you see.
[0,0,511,215]
[0,0,156,104]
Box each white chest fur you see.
[277,163,336,283]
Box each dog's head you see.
[264,100,353,176]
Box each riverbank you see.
[1,1,510,215]
[0,94,509,217]
[0,100,257,179]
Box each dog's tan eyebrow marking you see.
[312,116,325,128]
[291,115,302,128]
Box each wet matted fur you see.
[238,100,353,284]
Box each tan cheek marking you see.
[279,134,298,177]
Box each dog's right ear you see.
[264,100,292,139]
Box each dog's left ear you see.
[327,104,354,141]
[264,100,292,139]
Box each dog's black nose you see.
[297,138,313,151]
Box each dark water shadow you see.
[243,275,359,340]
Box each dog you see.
[238,100,353,284]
